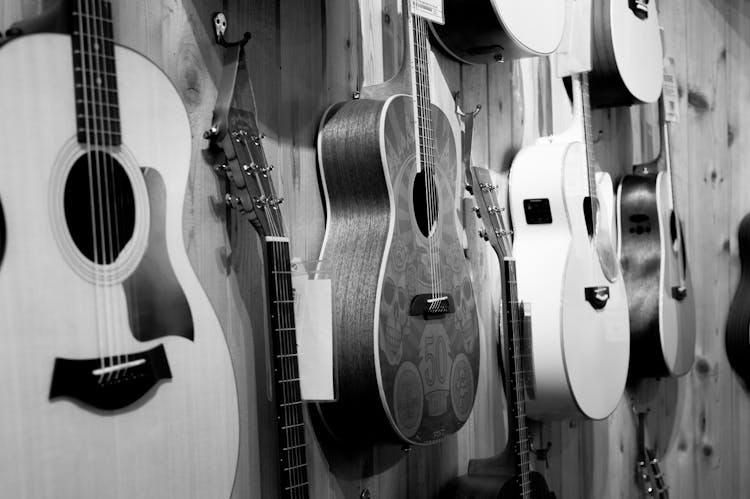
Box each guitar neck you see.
[578,73,598,201]
[408,11,436,175]
[264,239,309,498]
[71,0,121,146]
[503,257,533,498]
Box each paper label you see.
[662,57,680,123]
[292,275,335,401]
[411,0,444,24]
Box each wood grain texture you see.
[2,0,750,497]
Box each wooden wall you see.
[3,0,750,497]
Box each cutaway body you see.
[617,171,696,378]
[508,139,629,420]
[316,94,479,445]
[0,35,239,498]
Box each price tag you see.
[662,57,680,123]
[411,0,444,24]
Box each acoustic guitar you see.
[589,0,663,107]
[205,18,310,497]
[443,166,555,499]
[617,96,696,379]
[0,1,239,498]
[508,71,630,420]
[726,213,750,388]
[316,0,480,445]
[429,0,566,64]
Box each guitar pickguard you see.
[123,167,193,342]
[377,96,479,443]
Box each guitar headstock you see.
[221,108,286,239]
[638,448,669,499]
[470,166,512,259]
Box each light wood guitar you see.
[443,167,555,498]
[315,0,480,445]
[508,72,630,420]
[430,0,567,64]
[617,97,696,378]
[590,0,663,107]
[0,1,239,497]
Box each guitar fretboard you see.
[266,240,309,498]
[504,257,533,499]
[71,0,121,146]
[580,73,597,202]
[410,14,437,177]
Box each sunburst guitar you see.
[315,0,480,445]
[0,2,239,497]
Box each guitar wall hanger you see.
[212,12,251,48]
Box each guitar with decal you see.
[315,0,480,445]
[508,68,630,418]
[617,65,696,378]
[0,1,239,497]
[430,0,566,64]
[443,166,555,498]
[589,0,663,107]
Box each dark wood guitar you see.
[206,19,310,497]
[443,167,554,499]
[315,0,480,445]
[726,213,750,388]
[429,0,566,64]
[617,97,696,378]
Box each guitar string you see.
[413,14,438,305]
[84,0,114,380]
[417,17,440,306]
[98,0,129,374]
[77,0,105,379]
[89,0,118,379]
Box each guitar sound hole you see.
[413,170,439,238]
[64,152,135,264]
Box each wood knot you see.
[687,89,710,113]
[695,357,711,375]
[702,443,714,457]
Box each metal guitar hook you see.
[454,91,482,121]
[211,12,251,48]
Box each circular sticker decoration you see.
[393,361,424,438]
[450,353,475,422]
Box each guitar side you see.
[316,95,479,445]
[726,213,750,387]
[509,140,629,420]
[618,172,696,378]
[0,35,239,498]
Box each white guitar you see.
[507,69,630,420]
[430,0,567,64]
[589,0,664,107]
[0,1,239,497]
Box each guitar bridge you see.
[409,294,454,318]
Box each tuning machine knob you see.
[478,229,489,241]
[472,207,481,218]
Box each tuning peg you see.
[478,230,489,241]
[465,183,473,195]
[269,197,284,208]
[495,229,513,237]
[472,207,481,218]
[225,193,242,210]
[203,125,219,139]
[213,163,228,176]
[242,163,257,175]
[489,206,504,214]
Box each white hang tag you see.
[292,268,335,401]
[411,0,444,24]
[662,57,680,123]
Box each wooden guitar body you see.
[0,35,239,498]
[726,213,750,387]
[590,0,663,107]
[429,0,566,64]
[617,171,696,377]
[508,139,630,420]
[316,94,480,445]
